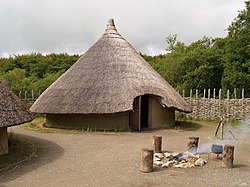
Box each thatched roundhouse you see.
[0,82,34,155]
[31,19,191,131]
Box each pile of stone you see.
[153,152,207,169]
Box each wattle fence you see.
[20,88,250,120]
[180,88,250,120]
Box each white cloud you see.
[0,0,246,57]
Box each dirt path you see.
[0,122,250,187]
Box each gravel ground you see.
[0,122,250,187]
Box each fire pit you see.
[153,151,207,169]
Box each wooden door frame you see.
[138,96,141,131]
[130,95,150,131]
[129,96,141,131]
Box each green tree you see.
[2,68,26,93]
[222,0,250,97]
[0,53,79,95]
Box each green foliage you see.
[221,0,250,96]
[0,53,79,95]
[227,119,240,127]
[146,36,224,93]
[176,112,187,121]
[145,1,250,97]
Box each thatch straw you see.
[31,18,192,114]
[0,82,34,127]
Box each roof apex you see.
[106,18,116,31]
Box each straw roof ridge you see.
[0,81,35,127]
[30,18,192,114]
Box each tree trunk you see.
[223,145,234,168]
[187,137,199,154]
[152,135,162,153]
[139,149,153,173]
[0,127,8,156]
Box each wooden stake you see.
[215,121,222,137]
[139,149,153,173]
[221,122,224,139]
[187,137,199,154]
[228,129,237,140]
[223,145,234,168]
[152,135,162,153]
[214,121,224,139]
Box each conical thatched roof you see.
[0,82,34,127]
[31,19,192,114]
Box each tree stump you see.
[223,145,234,168]
[187,137,199,154]
[139,149,153,173]
[152,135,162,153]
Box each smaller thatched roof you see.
[0,81,34,127]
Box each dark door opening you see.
[140,95,149,129]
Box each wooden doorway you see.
[140,95,149,129]
[130,95,149,131]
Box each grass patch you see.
[174,121,203,131]
[113,127,132,133]
[21,116,132,134]
[21,116,83,134]
[25,116,222,134]
[176,112,187,122]
[0,132,37,172]
[226,119,240,127]
[190,117,220,123]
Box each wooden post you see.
[196,89,198,99]
[221,122,224,139]
[25,91,27,100]
[234,88,237,99]
[215,121,222,137]
[190,89,192,98]
[187,137,199,154]
[31,90,34,100]
[139,149,153,172]
[152,135,162,153]
[223,145,234,168]
[242,89,244,99]
[203,89,206,98]
[213,88,216,99]
[214,120,225,139]
[227,89,230,100]
[208,88,211,99]
[219,89,222,100]
[182,89,185,98]
[138,96,141,131]
[0,127,8,156]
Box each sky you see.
[0,0,246,57]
